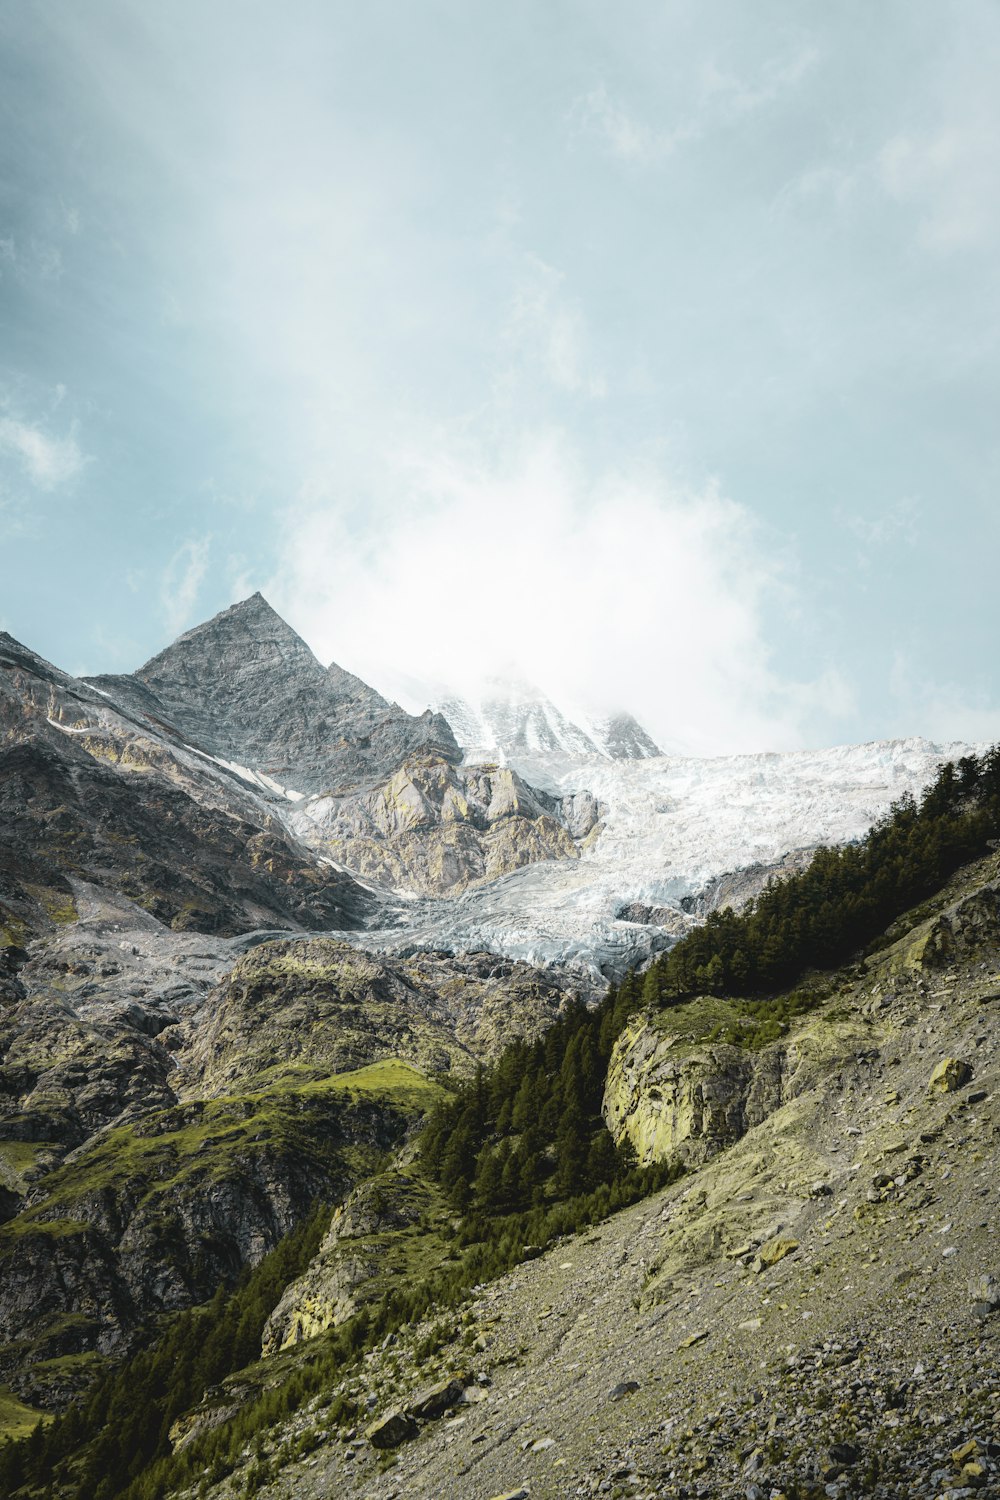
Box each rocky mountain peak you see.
[87,595,461,796]
[138,592,323,686]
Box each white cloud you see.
[571,84,696,165]
[501,257,605,398]
[268,432,852,755]
[876,28,1000,257]
[0,415,86,488]
[160,536,211,638]
[573,44,818,167]
[878,125,1000,251]
[844,499,920,567]
[701,45,819,120]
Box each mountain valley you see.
[0,595,996,1500]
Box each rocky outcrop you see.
[0,629,377,938]
[680,847,819,917]
[261,1171,444,1355]
[904,882,1000,969]
[183,939,580,1097]
[290,758,596,897]
[0,1081,409,1405]
[0,736,368,938]
[603,1006,858,1169]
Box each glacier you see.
[335,735,980,984]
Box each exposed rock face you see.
[183,938,581,1096]
[429,676,661,778]
[91,594,460,796]
[912,882,1000,967]
[261,1170,443,1355]
[290,758,597,897]
[0,1079,408,1405]
[0,739,367,938]
[593,712,662,761]
[603,1007,859,1169]
[679,847,820,917]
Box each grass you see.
[0,1141,58,1192]
[22,883,77,926]
[0,1387,50,1442]
[652,986,833,1052]
[0,1061,447,1241]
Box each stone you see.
[488,1491,530,1500]
[929,1058,973,1093]
[754,1237,800,1272]
[408,1374,467,1421]
[828,1442,860,1466]
[952,1440,979,1465]
[365,1408,419,1449]
[970,1274,999,1308]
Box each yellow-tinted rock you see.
[929,1058,973,1093]
[754,1237,799,1272]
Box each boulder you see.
[754,1237,799,1272]
[408,1374,468,1421]
[929,1058,973,1093]
[365,1408,419,1449]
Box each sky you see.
[1,0,999,755]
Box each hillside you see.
[2,784,997,1497]
[180,857,1000,1498]
[1,600,997,1500]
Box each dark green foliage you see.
[643,751,1000,1003]
[420,978,647,1219]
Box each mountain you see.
[430,676,662,782]
[2,595,998,1500]
[88,593,461,796]
[0,628,374,941]
[341,736,984,980]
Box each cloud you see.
[573,44,818,166]
[571,84,696,165]
[160,536,211,638]
[879,123,1000,252]
[0,414,86,488]
[268,432,851,755]
[843,499,920,568]
[700,45,819,120]
[501,257,605,398]
[0,233,64,282]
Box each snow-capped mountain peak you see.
[426,677,662,781]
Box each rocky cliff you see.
[289,758,600,897]
[0,629,376,939]
[604,864,1000,1174]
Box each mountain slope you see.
[0,630,373,940]
[109,846,999,1500]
